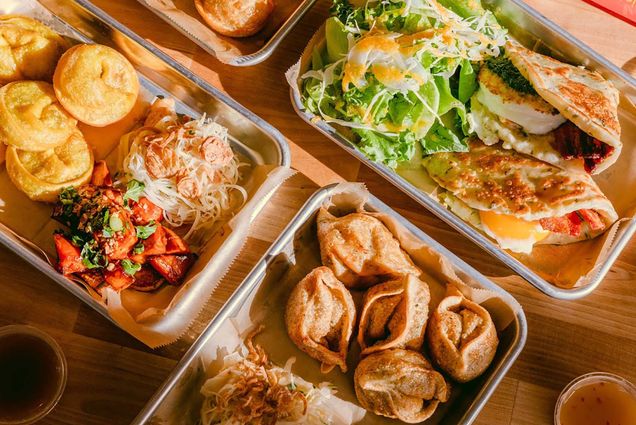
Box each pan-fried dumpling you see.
[354,349,450,423]
[427,286,499,382]
[358,274,430,356]
[317,208,421,288]
[285,266,356,373]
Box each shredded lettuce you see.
[302,0,506,168]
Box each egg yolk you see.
[479,210,550,243]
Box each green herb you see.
[132,243,145,255]
[486,55,537,95]
[109,213,124,232]
[56,187,80,224]
[80,241,108,269]
[121,259,141,276]
[287,382,297,391]
[123,179,145,204]
[70,233,86,247]
[99,210,113,237]
[135,221,157,240]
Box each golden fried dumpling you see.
[427,286,499,382]
[354,349,450,423]
[0,15,68,84]
[54,44,139,127]
[358,274,430,356]
[0,81,77,151]
[194,0,275,38]
[6,130,93,202]
[285,266,356,373]
[317,208,421,288]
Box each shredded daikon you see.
[199,327,344,425]
[120,101,248,247]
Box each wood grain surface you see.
[0,0,635,424]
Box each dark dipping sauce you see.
[0,333,63,423]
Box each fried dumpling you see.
[427,286,499,382]
[317,208,421,288]
[285,266,356,373]
[354,349,450,423]
[358,274,430,356]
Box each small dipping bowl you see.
[0,325,67,425]
[554,372,636,425]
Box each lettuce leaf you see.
[421,122,468,155]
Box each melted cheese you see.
[479,210,549,253]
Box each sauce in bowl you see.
[556,372,636,425]
[0,326,67,425]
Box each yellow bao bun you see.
[0,15,68,85]
[53,44,139,127]
[194,0,275,38]
[5,130,93,202]
[0,81,78,151]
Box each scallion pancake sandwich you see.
[422,139,618,254]
[470,40,621,175]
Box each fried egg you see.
[479,210,549,254]
[342,33,428,93]
[476,66,565,135]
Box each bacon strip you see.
[540,209,605,236]
[551,122,614,173]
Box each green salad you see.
[301,0,507,168]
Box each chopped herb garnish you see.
[132,243,145,255]
[123,179,145,204]
[121,259,141,276]
[486,54,537,95]
[80,241,108,269]
[135,221,157,239]
[109,213,124,232]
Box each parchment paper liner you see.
[138,0,313,65]
[145,183,523,424]
[286,22,636,290]
[0,0,294,347]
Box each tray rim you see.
[72,0,291,164]
[288,0,636,300]
[0,0,291,342]
[130,183,528,425]
[135,0,319,66]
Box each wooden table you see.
[1,1,635,424]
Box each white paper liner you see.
[286,21,636,290]
[138,0,311,65]
[0,0,295,347]
[144,183,523,424]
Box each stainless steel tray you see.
[290,0,636,300]
[131,184,527,425]
[136,0,317,66]
[0,0,290,340]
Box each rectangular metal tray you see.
[136,0,317,66]
[0,0,290,337]
[290,0,636,300]
[130,184,528,425]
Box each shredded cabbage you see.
[302,0,507,168]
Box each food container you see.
[130,184,527,425]
[136,0,317,66]
[288,0,636,300]
[0,0,291,347]
[554,372,636,425]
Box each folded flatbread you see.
[471,40,621,174]
[422,140,618,253]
